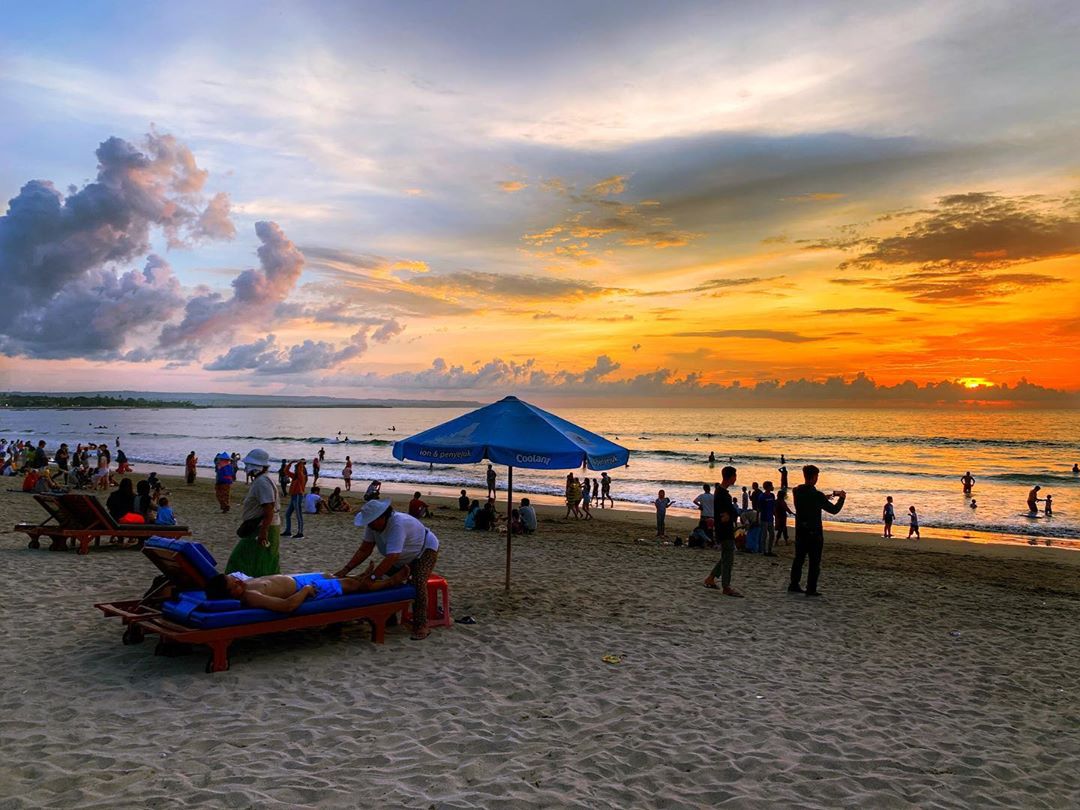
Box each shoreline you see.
[121,462,1080,553]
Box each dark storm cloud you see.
[0,255,184,360]
[839,192,1080,269]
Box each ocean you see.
[4,406,1079,544]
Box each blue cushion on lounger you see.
[144,536,219,582]
[173,591,242,612]
[161,584,417,629]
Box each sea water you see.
[3,406,1078,543]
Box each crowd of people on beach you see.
[5,432,1077,605]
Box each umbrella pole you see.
[505,466,513,592]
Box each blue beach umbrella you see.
[392,396,629,590]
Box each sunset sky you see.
[2,1,1078,405]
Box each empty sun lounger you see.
[96,537,415,672]
[14,493,190,554]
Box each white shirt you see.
[693,492,714,518]
[361,511,439,563]
[303,493,322,513]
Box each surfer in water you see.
[961,471,975,493]
[1027,485,1042,514]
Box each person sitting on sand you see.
[327,487,351,513]
[155,497,177,525]
[364,479,382,502]
[458,489,470,511]
[205,566,409,612]
[519,498,537,534]
[304,485,327,514]
[408,492,430,519]
[1027,486,1042,514]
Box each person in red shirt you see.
[408,492,430,519]
[284,459,308,538]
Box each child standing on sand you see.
[883,496,895,538]
[654,489,673,538]
[907,506,920,539]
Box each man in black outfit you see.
[703,466,743,597]
[789,464,846,597]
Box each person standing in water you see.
[1027,485,1042,514]
[1044,494,1053,516]
[961,472,975,493]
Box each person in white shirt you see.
[304,486,327,514]
[519,498,537,534]
[336,500,441,640]
[692,484,715,541]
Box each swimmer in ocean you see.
[960,471,975,493]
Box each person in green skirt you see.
[225,448,281,576]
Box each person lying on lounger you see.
[204,566,409,613]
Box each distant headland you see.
[1,391,481,409]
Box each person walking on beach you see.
[760,481,777,555]
[776,488,794,544]
[600,472,613,508]
[225,448,281,577]
[789,465,846,597]
[214,452,235,513]
[1027,485,1042,514]
[277,459,290,493]
[185,451,198,485]
[565,474,582,519]
[581,477,593,519]
[654,489,673,538]
[883,496,895,538]
[283,459,308,538]
[343,456,353,491]
[961,471,975,493]
[907,506,920,538]
[703,466,742,597]
[337,499,441,640]
[486,464,497,499]
[312,454,321,487]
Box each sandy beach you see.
[1,474,1078,809]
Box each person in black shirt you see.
[458,489,470,511]
[703,466,743,597]
[789,465,846,597]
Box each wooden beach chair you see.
[13,493,190,554]
[96,538,415,672]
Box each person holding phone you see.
[789,464,846,597]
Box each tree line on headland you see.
[1,394,196,409]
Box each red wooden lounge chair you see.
[96,538,415,672]
[14,493,190,554]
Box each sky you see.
[1,0,1078,406]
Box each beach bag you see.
[745,525,761,553]
[236,516,262,537]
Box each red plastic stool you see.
[402,574,452,628]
